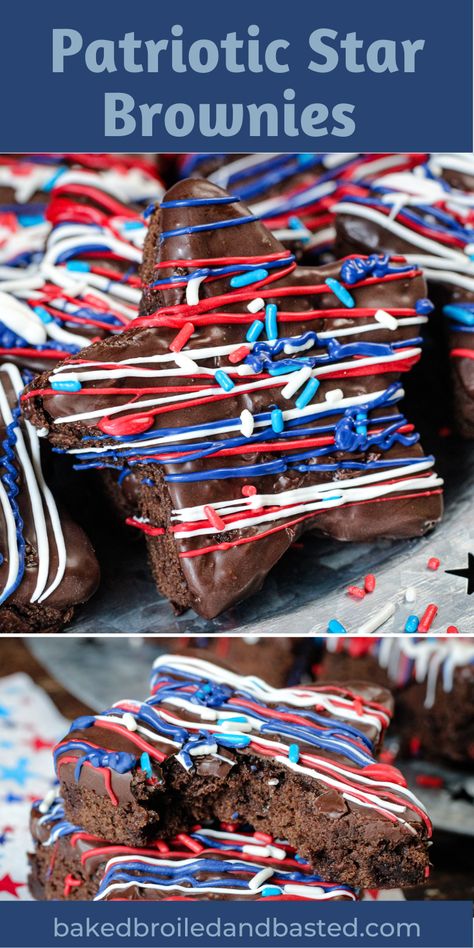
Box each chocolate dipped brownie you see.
[29,796,357,902]
[23,178,443,618]
[52,655,431,888]
[0,362,99,632]
[321,638,474,767]
[334,169,474,437]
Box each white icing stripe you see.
[173,459,435,521]
[0,476,19,601]
[152,655,390,730]
[67,387,404,455]
[170,471,442,539]
[0,363,67,605]
[333,200,469,264]
[50,348,421,426]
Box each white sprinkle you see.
[36,427,49,438]
[281,365,312,400]
[356,602,396,634]
[190,741,218,757]
[248,867,274,891]
[122,713,137,732]
[247,297,265,313]
[325,388,344,404]
[186,275,205,306]
[220,720,252,733]
[405,586,417,603]
[174,352,199,374]
[375,309,398,331]
[38,790,57,814]
[240,409,254,438]
[243,843,286,860]
[465,243,474,256]
[284,884,325,898]
[267,778,279,787]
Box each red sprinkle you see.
[242,485,257,497]
[169,322,195,352]
[174,833,204,854]
[424,866,431,879]
[364,573,376,593]
[254,832,274,844]
[203,504,226,531]
[447,625,459,634]
[418,603,438,632]
[409,737,421,756]
[228,345,251,364]
[416,774,444,789]
[427,557,440,571]
[347,585,366,600]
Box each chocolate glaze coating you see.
[0,364,99,632]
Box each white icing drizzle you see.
[0,362,67,604]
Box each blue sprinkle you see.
[261,886,283,897]
[265,304,278,341]
[246,320,264,343]
[217,734,251,748]
[140,752,153,777]
[443,305,474,326]
[295,377,320,410]
[230,268,268,288]
[327,618,348,634]
[33,306,53,325]
[231,811,240,820]
[271,408,284,434]
[0,554,3,566]
[18,215,44,227]
[51,378,82,393]
[217,715,248,724]
[123,220,144,231]
[288,744,300,764]
[415,298,435,315]
[214,370,235,392]
[405,615,419,633]
[44,168,66,192]
[355,411,367,436]
[268,363,299,376]
[325,277,355,308]
[66,261,90,273]
[289,216,310,243]
[297,154,317,168]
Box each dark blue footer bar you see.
[0,901,472,948]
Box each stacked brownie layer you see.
[29,655,432,899]
[29,797,358,902]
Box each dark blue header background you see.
[0,0,472,151]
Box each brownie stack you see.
[29,655,432,900]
